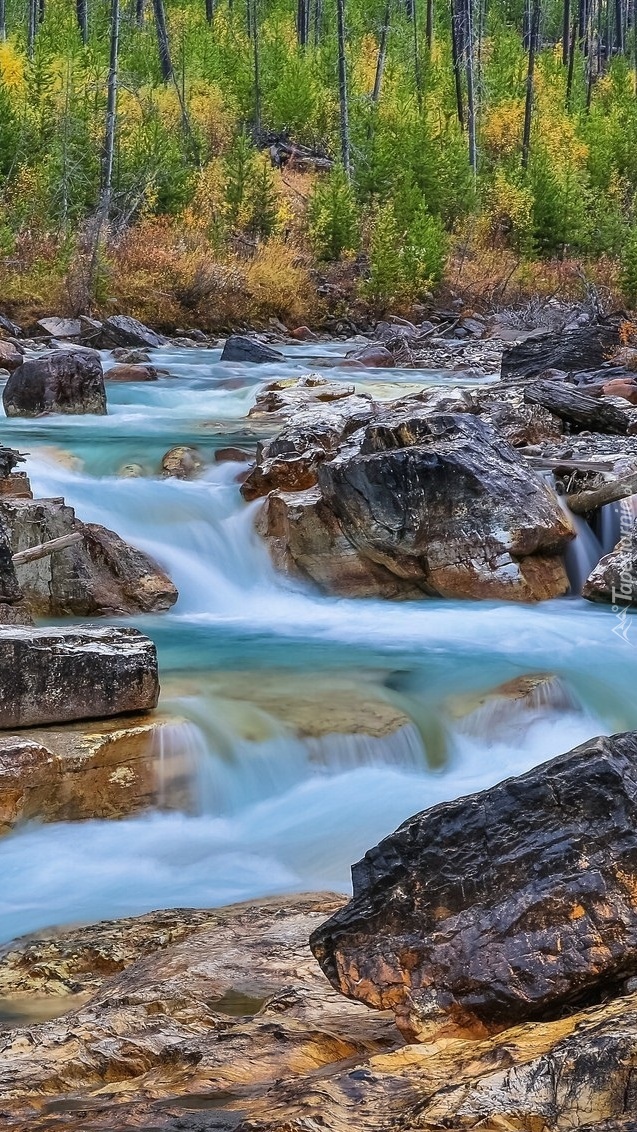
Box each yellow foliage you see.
[189,82,238,155]
[483,168,533,244]
[245,239,316,324]
[352,33,380,95]
[481,99,525,156]
[0,42,25,91]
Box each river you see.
[0,342,635,944]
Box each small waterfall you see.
[543,471,603,596]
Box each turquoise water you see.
[0,343,633,943]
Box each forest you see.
[0,0,636,328]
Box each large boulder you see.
[310,730,637,1041]
[0,338,24,371]
[36,316,81,339]
[100,314,166,349]
[501,320,621,380]
[0,625,158,727]
[2,350,106,416]
[583,518,637,607]
[256,409,573,601]
[221,334,283,364]
[0,495,177,616]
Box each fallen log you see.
[12,531,83,566]
[524,381,630,434]
[567,470,637,515]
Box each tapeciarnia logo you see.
[612,599,634,642]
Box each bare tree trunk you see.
[102,0,120,207]
[136,0,144,27]
[27,0,37,57]
[76,0,88,43]
[451,0,465,127]
[372,1,391,101]
[615,0,624,48]
[297,0,310,44]
[337,0,351,176]
[633,0,637,90]
[152,0,173,81]
[522,0,541,167]
[562,0,571,61]
[426,0,433,47]
[313,0,322,43]
[464,0,477,172]
[566,14,577,104]
[0,0,6,40]
[412,0,423,106]
[38,0,45,23]
[253,0,261,134]
[205,0,214,21]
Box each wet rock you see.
[603,378,637,404]
[100,314,166,349]
[110,346,151,364]
[78,314,102,341]
[0,312,21,336]
[0,339,24,371]
[249,375,360,417]
[290,325,318,341]
[118,462,145,478]
[583,519,637,606]
[36,316,81,339]
[0,715,194,833]
[214,446,254,464]
[0,895,400,1129]
[2,350,106,416]
[106,362,158,382]
[0,519,21,605]
[479,400,563,446]
[0,495,178,616]
[501,321,621,380]
[0,625,158,727]
[311,729,637,1041]
[347,345,396,368]
[221,334,284,364]
[161,446,204,480]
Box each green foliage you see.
[621,224,637,304]
[366,197,446,307]
[308,165,359,261]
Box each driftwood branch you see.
[566,472,637,515]
[524,381,630,435]
[12,531,83,566]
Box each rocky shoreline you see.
[2,303,637,1129]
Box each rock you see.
[36,317,81,339]
[161,446,204,480]
[459,316,485,337]
[479,400,563,446]
[0,715,194,833]
[78,314,102,341]
[0,895,400,1128]
[0,625,158,727]
[603,378,637,404]
[110,346,151,364]
[0,312,21,336]
[0,519,21,605]
[2,350,106,416]
[0,495,178,616]
[311,729,637,1042]
[214,446,254,464]
[347,344,396,368]
[249,375,360,417]
[221,334,284,364]
[291,325,318,341]
[118,462,144,478]
[583,519,637,607]
[100,314,166,349]
[501,321,621,380]
[48,339,101,359]
[105,363,158,382]
[0,339,24,371]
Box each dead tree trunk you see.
[0,0,6,39]
[562,0,571,61]
[451,0,465,127]
[27,0,37,57]
[372,0,391,102]
[464,0,477,172]
[524,381,630,433]
[152,0,173,81]
[567,471,637,514]
[76,0,88,43]
[522,0,541,168]
[337,0,351,177]
[253,0,261,134]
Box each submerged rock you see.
[2,351,107,416]
[221,334,283,364]
[106,362,158,382]
[0,625,158,727]
[161,445,204,479]
[311,729,637,1040]
[0,495,177,616]
[256,409,573,602]
[0,714,194,833]
[583,518,637,606]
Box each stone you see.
[290,325,318,340]
[583,519,637,606]
[100,314,166,349]
[36,317,82,339]
[0,715,194,833]
[0,312,21,336]
[105,363,158,382]
[0,338,24,371]
[0,518,21,605]
[110,346,151,364]
[2,350,106,416]
[214,446,254,464]
[0,625,158,727]
[347,345,396,368]
[0,895,400,1128]
[501,321,621,380]
[0,495,178,616]
[249,375,360,417]
[221,334,284,364]
[48,340,101,359]
[78,315,103,342]
[161,445,204,479]
[603,378,637,404]
[311,729,637,1041]
[479,400,563,446]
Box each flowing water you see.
[1,343,636,945]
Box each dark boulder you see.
[2,351,106,416]
[0,625,158,727]
[221,335,284,364]
[311,730,637,1040]
[0,520,21,604]
[583,519,637,606]
[100,315,166,349]
[502,321,622,380]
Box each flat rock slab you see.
[0,626,159,727]
[311,729,637,1040]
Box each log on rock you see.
[502,321,621,380]
[310,729,637,1040]
[524,380,630,433]
[0,625,159,727]
[567,470,637,514]
[11,530,83,565]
